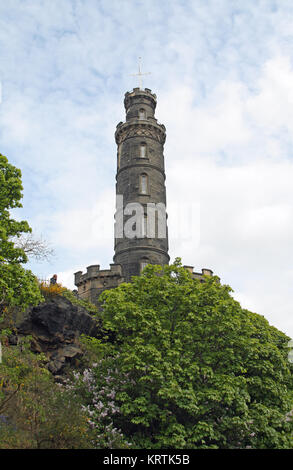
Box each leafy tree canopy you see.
[0,154,43,309]
[0,153,30,263]
[100,259,293,449]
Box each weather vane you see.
[131,57,151,89]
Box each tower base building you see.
[74,264,213,305]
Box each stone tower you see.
[114,87,170,281]
[74,88,213,305]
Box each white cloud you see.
[246,56,293,130]
[54,268,78,291]
[51,189,115,251]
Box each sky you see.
[0,0,293,338]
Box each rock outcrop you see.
[17,295,100,374]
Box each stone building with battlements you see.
[74,87,213,305]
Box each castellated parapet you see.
[74,264,124,305]
[183,266,213,280]
[74,263,213,306]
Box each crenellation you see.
[74,271,83,285]
[183,266,213,281]
[192,268,213,281]
[183,265,194,274]
[202,268,213,276]
[87,265,100,277]
[75,263,124,304]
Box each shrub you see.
[39,282,66,298]
[0,339,93,449]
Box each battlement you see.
[74,264,124,304]
[125,87,157,101]
[183,266,213,280]
[124,88,157,113]
[74,263,122,284]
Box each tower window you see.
[140,143,146,158]
[138,108,146,120]
[140,258,149,272]
[140,174,148,194]
[142,213,147,237]
[117,145,121,168]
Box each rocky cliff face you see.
[17,295,100,375]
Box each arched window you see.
[138,108,146,120]
[140,174,148,194]
[140,143,146,158]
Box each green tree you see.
[0,154,43,310]
[0,339,92,449]
[100,259,293,449]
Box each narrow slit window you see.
[140,144,146,158]
[139,108,146,120]
[117,145,121,168]
[142,213,147,237]
[140,174,148,194]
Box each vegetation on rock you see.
[61,287,99,316]
[0,337,92,448]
